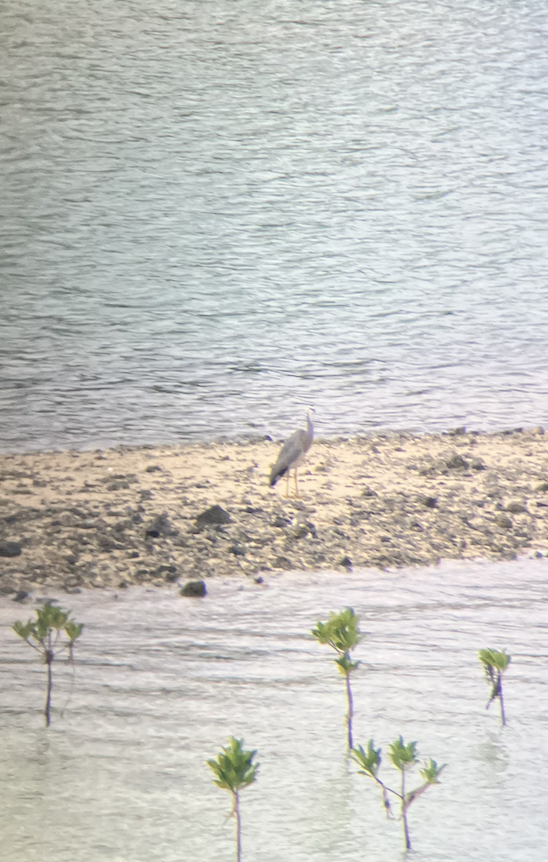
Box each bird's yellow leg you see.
[294,468,300,498]
[285,472,290,497]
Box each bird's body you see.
[269,408,314,496]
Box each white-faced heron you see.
[269,407,314,497]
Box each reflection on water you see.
[2,0,548,451]
[1,557,547,861]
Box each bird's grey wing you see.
[269,429,307,486]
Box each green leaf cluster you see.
[13,602,83,656]
[478,648,510,674]
[353,736,445,825]
[352,740,382,779]
[207,737,258,794]
[420,758,446,785]
[312,607,361,656]
[388,736,419,772]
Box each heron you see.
[269,407,314,497]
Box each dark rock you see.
[0,541,22,557]
[534,481,548,492]
[13,590,29,602]
[4,508,41,524]
[361,486,378,498]
[180,579,207,597]
[145,512,176,539]
[195,505,231,530]
[230,543,246,557]
[419,496,438,509]
[0,585,15,595]
[254,575,264,584]
[339,555,353,571]
[145,465,162,473]
[97,534,125,552]
[156,564,178,582]
[505,501,527,514]
[446,454,469,471]
[272,515,290,528]
[291,524,310,539]
[271,556,293,570]
[495,514,513,530]
[140,489,154,501]
[306,521,318,539]
[470,459,486,471]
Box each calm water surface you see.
[1,558,547,861]
[1,0,548,451]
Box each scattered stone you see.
[196,505,231,530]
[495,514,513,530]
[446,454,469,471]
[505,501,527,514]
[145,512,176,539]
[271,556,293,570]
[13,590,29,602]
[534,481,548,492]
[155,564,178,581]
[339,555,353,571]
[290,523,310,539]
[230,543,246,557]
[254,575,264,584]
[419,496,438,509]
[145,465,162,473]
[361,486,378,497]
[180,579,207,597]
[0,541,22,557]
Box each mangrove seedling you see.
[353,736,445,851]
[12,601,83,727]
[312,607,361,749]
[479,647,511,726]
[207,736,259,862]
[312,608,361,751]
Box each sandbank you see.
[1,427,548,595]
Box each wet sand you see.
[1,427,548,595]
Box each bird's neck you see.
[307,411,314,439]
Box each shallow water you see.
[2,0,548,452]
[1,558,547,861]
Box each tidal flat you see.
[1,427,548,595]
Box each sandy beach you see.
[1,426,548,596]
